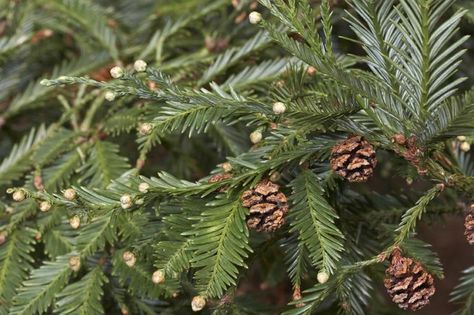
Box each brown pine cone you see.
[384,249,435,311]
[464,203,474,245]
[330,136,377,182]
[241,179,288,232]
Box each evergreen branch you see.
[55,266,108,315]
[394,185,443,246]
[78,141,130,188]
[281,234,311,289]
[32,128,77,167]
[154,212,193,275]
[198,29,273,86]
[221,58,294,90]
[420,90,474,143]
[334,271,372,315]
[4,52,110,118]
[112,251,179,299]
[0,125,47,186]
[450,266,474,315]
[43,224,76,258]
[104,108,143,136]
[41,0,119,60]
[262,20,405,134]
[0,228,36,314]
[288,170,344,274]
[190,196,252,298]
[10,253,75,315]
[75,210,117,257]
[42,150,83,192]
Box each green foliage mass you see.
[1,0,474,314]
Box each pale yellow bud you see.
[461,141,471,152]
[191,295,206,312]
[138,182,150,193]
[133,60,147,72]
[110,66,124,79]
[63,188,77,200]
[68,256,81,271]
[105,91,116,101]
[12,190,25,202]
[152,269,165,284]
[250,130,263,144]
[69,215,81,229]
[272,102,286,115]
[138,123,154,135]
[317,271,329,284]
[120,194,133,209]
[123,251,136,267]
[39,201,51,212]
[249,11,262,24]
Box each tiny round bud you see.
[69,215,81,230]
[191,296,206,312]
[250,130,263,144]
[68,256,81,272]
[63,188,76,200]
[152,269,165,284]
[457,136,467,141]
[138,182,150,193]
[120,305,129,315]
[12,190,25,202]
[110,66,124,79]
[105,91,116,101]
[249,11,262,24]
[461,141,471,152]
[317,271,329,284]
[307,66,317,76]
[275,80,285,88]
[221,162,233,173]
[5,207,14,214]
[406,177,414,185]
[123,251,136,267]
[0,233,6,245]
[35,232,42,240]
[138,122,154,135]
[272,102,286,115]
[39,201,51,212]
[120,194,133,209]
[269,171,281,182]
[134,60,147,72]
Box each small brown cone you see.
[241,179,288,232]
[330,136,377,182]
[384,248,435,311]
[464,203,474,245]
